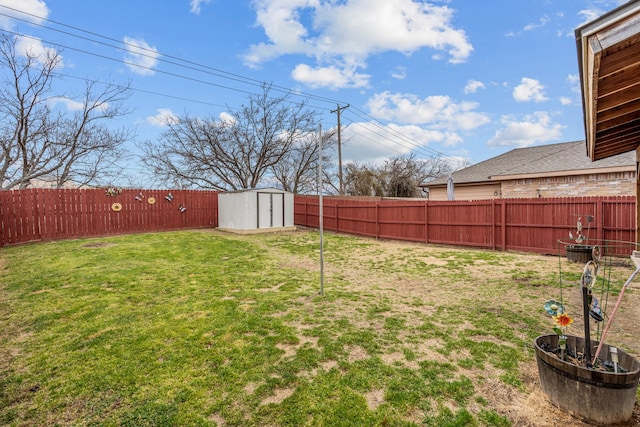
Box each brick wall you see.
[502,172,635,198]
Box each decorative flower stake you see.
[554,312,574,358]
[544,300,565,316]
[544,299,574,360]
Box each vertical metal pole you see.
[582,285,592,367]
[318,124,324,296]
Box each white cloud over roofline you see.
[366,91,490,132]
[488,111,564,148]
[513,77,548,102]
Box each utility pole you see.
[331,104,349,195]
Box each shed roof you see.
[219,187,292,195]
[425,140,635,187]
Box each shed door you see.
[257,192,284,228]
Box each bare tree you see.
[344,153,454,198]
[384,153,453,197]
[270,128,337,194]
[140,84,321,191]
[344,162,385,197]
[0,34,133,190]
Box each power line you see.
[0,4,465,164]
[0,5,344,108]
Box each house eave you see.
[490,165,636,181]
[576,1,640,161]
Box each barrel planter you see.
[535,334,640,425]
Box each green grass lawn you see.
[0,229,637,426]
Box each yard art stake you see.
[591,250,640,365]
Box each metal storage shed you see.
[218,188,295,234]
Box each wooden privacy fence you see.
[294,195,636,255]
[1,189,635,256]
[0,188,218,247]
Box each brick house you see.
[422,140,635,201]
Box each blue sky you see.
[0,0,628,183]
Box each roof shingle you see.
[426,141,635,186]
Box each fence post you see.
[596,198,604,243]
[424,202,428,244]
[501,199,507,251]
[304,199,308,227]
[376,202,380,240]
[491,199,496,251]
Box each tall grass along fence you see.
[294,195,636,256]
[0,188,218,247]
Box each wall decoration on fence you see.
[165,192,173,202]
[105,187,122,197]
[134,192,144,202]
[178,204,187,213]
[147,197,156,205]
[111,202,122,212]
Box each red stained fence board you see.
[294,195,636,256]
[0,188,218,247]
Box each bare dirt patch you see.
[198,229,640,425]
[260,387,295,406]
[258,231,640,426]
[365,388,385,410]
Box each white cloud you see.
[15,35,63,67]
[48,96,110,112]
[147,108,179,127]
[0,0,48,29]
[123,37,159,76]
[488,111,564,148]
[244,0,472,88]
[577,8,604,26]
[367,91,490,131]
[345,91,490,162]
[390,66,407,80]
[190,0,211,15]
[291,62,370,89]
[342,121,448,164]
[48,97,84,111]
[559,97,572,106]
[219,111,235,124]
[463,79,485,94]
[523,16,549,31]
[513,77,548,102]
